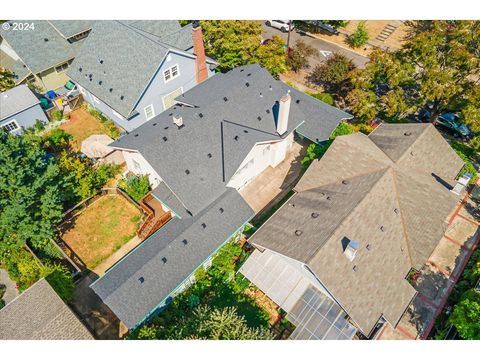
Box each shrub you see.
[470,136,480,152]
[34,119,45,132]
[305,91,335,106]
[449,141,478,184]
[43,128,72,152]
[45,263,75,303]
[2,248,43,292]
[286,40,319,72]
[119,175,151,202]
[348,21,369,48]
[449,289,480,339]
[51,110,63,122]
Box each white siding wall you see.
[122,150,162,188]
[227,132,295,190]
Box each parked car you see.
[315,21,340,35]
[265,20,294,33]
[419,110,472,138]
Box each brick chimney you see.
[277,91,291,135]
[192,23,208,84]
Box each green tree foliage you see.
[309,53,356,96]
[45,263,75,303]
[200,21,287,77]
[347,21,480,123]
[0,131,64,255]
[305,91,335,106]
[43,128,73,152]
[449,290,480,340]
[286,39,319,72]
[322,20,349,28]
[348,21,369,48]
[118,175,151,202]
[0,67,16,92]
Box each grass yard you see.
[59,107,120,151]
[60,194,142,269]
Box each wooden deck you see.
[137,194,172,239]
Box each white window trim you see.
[1,119,20,133]
[163,64,180,83]
[144,104,155,121]
[161,86,184,110]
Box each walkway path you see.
[93,235,142,276]
[0,269,19,306]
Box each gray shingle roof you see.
[91,188,253,329]
[113,64,348,215]
[250,123,464,335]
[48,20,95,39]
[1,84,39,120]
[0,20,86,74]
[0,278,93,340]
[67,21,197,119]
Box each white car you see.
[265,20,294,33]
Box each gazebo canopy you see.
[81,134,114,158]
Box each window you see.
[163,64,180,83]
[144,104,155,120]
[55,62,69,73]
[1,120,19,133]
[162,87,183,109]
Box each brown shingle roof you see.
[251,123,464,335]
[0,278,93,340]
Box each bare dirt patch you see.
[60,194,142,269]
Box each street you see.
[261,22,369,69]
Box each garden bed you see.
[59,193,143,270]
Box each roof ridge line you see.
[116,20,171,51]
[395,123,432,164]
[304,167,391,264]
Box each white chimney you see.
[173,114,183,128]
[277,91,291,135]
[344,239,359,262]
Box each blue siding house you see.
[67,21,216,132]
[0,84,48,134]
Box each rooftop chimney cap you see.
[344,239,359,262]
[173,114,184,128]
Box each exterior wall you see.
[75,51,215,133]
[0,39,19,60]
[37,66,71,91]
[227,132,295,190]
[0,104,48,134]
[121,150,162,188]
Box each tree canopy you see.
[449,289,480,340]
[346,21,480,124]
[0,67,16,92]
[309,53,356,98]
[287,39,318,73]
[200,20,287,77]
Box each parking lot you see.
[377,187,480,340]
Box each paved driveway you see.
[261,22,369,69]
[377,187,480,340]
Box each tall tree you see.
[309,53,356,97]
[0,67,16,92]
[286,39,319,73]
[200,21,287,77]
[0,131,64,256]
[346,21,480,123]
[449,290,480,340]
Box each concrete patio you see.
[239,138,308,215]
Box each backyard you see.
[130,237,292,340]
[59,106,122,151]
[59,194,143,270]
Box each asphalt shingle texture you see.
[251,123,465,336]
[1,84,39,120]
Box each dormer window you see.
[164,64,179,83]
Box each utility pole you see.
[286,20,292,56]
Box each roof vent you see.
[139,277,144,283]
[173,114,184,128]
[311,212,319,218]
[79,67,82,72]
[198,113,203,118]
[344,239,359,262]
[296,99,300,104]
[162,136,168,142]
[162,257,167,264]
[120,95,124,100]
[326,196,332,201]
[247,73,251,77]
[240,69,244,72]
[98,81,102,85]
[164,126,169,130]
[134,134,139,137]
[342,180,349,185]
[182,239,188,245]
[404,132,412,136]
[207,153,212,158]
[234,135,239,141]
[109,88,113,92]
[223,97,228,102]
[219,207,224,213]
[295,230,303,236]
[243,130,249,133]
[394,208,399,214]
[260,92,263,97]
[245,82,250,87]
[44,38,49,42]
[269,85,272,90]
[201,223,206,229]
[266,109,270,114]
[185,169,190,175]
[152,123,157,126]
[366,244,372,251]
[257,116,262,121]
[100,59,104,64]
[380,226,385,232]
[353,265,358,272]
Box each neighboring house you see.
[240,123,465,339]
[0,84,48,134]
[0,20,95,90]
[90,64,351,330]
[67,21,217,132]
[0,278,93,340]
